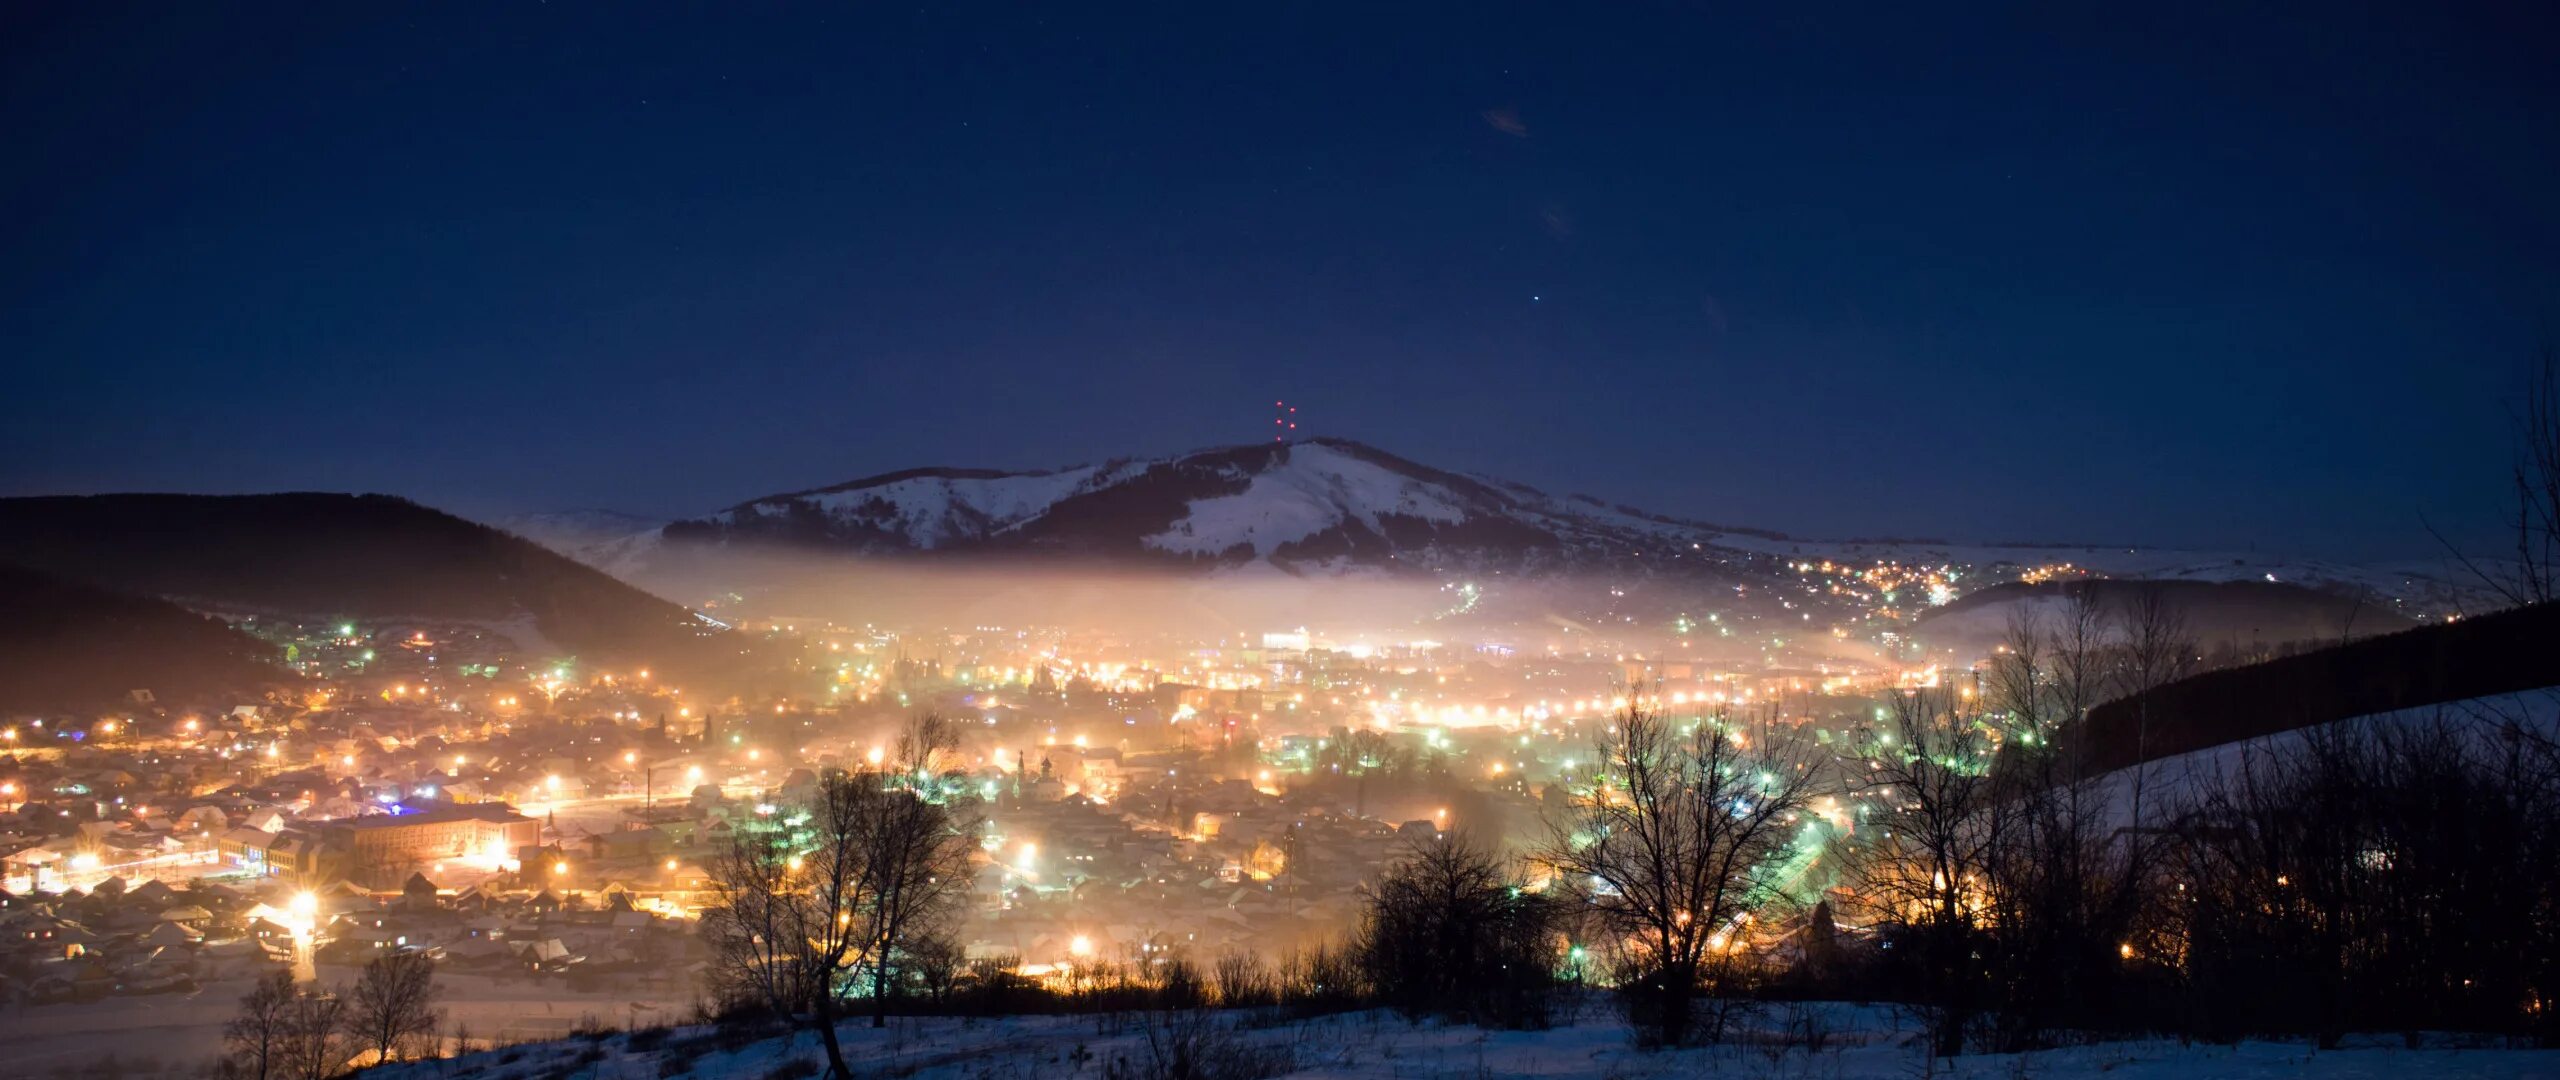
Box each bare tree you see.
[2047,583,2115,728]
[1976,591,2166,1048]
[904,924,966,1009]
[1542,701,1820,1047]
[343,951,442,1065]
[2439,349,2560,608]
[704,814,815,1020]
[2119,584,2197,700]
[1990,742,2161,1049]
[222,969,297,1080]
[1323,726,1397,818]
[895,711,964,777]
[2117,583,2196,829]
[279,986,348,1080]
[1211,949,1277,1008]
[1987,607,2055,737]
[1848,686,2013,1058]
[704,769,977,1079]
[1989,585,2116,748]
[847,777,977,1029]
[1355,832,1562,1028]
[2510,350,2560,604]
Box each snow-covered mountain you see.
[497,439,2490,622]
[659,438,1761,577]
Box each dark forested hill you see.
[2060,599,2560,773]
[0,493,731,675]
[0,563,287,710]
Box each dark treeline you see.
[2067,598,2560,775]
[2165,708,2560,1046]
[1846,687,2560,1055]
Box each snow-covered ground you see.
[360,1003,2560,1080]
[0,964,693,1078]
[2085,689,2560,831]
[782,463,1135,550]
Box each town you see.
[0,528,2529,1076]
[8,4,2556,1077]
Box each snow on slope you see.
[365,1004,2560,1080]
[668,439,1679,570]
[2088,690,2560,831]
[1149,442,1472,556]
[493,509,669,580]
[544,440,2485,618]
[787,463,1132,549]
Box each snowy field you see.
[2084,689,2560,831]
[361,1004,2560,1080]
[0,965,695,1078]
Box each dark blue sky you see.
[5,4,2554,558]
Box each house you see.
[136,920,201,948]
[173,806,230,834]
[157,905,214,930]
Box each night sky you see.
[5,4,2555,558]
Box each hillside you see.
[0,494,731,676]
[0,563,287,711]
[2058,598,2560,774]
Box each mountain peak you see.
[660,438,1693,573]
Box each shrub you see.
[1211,951,1277,1009]
[1353,834,1564,1029]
